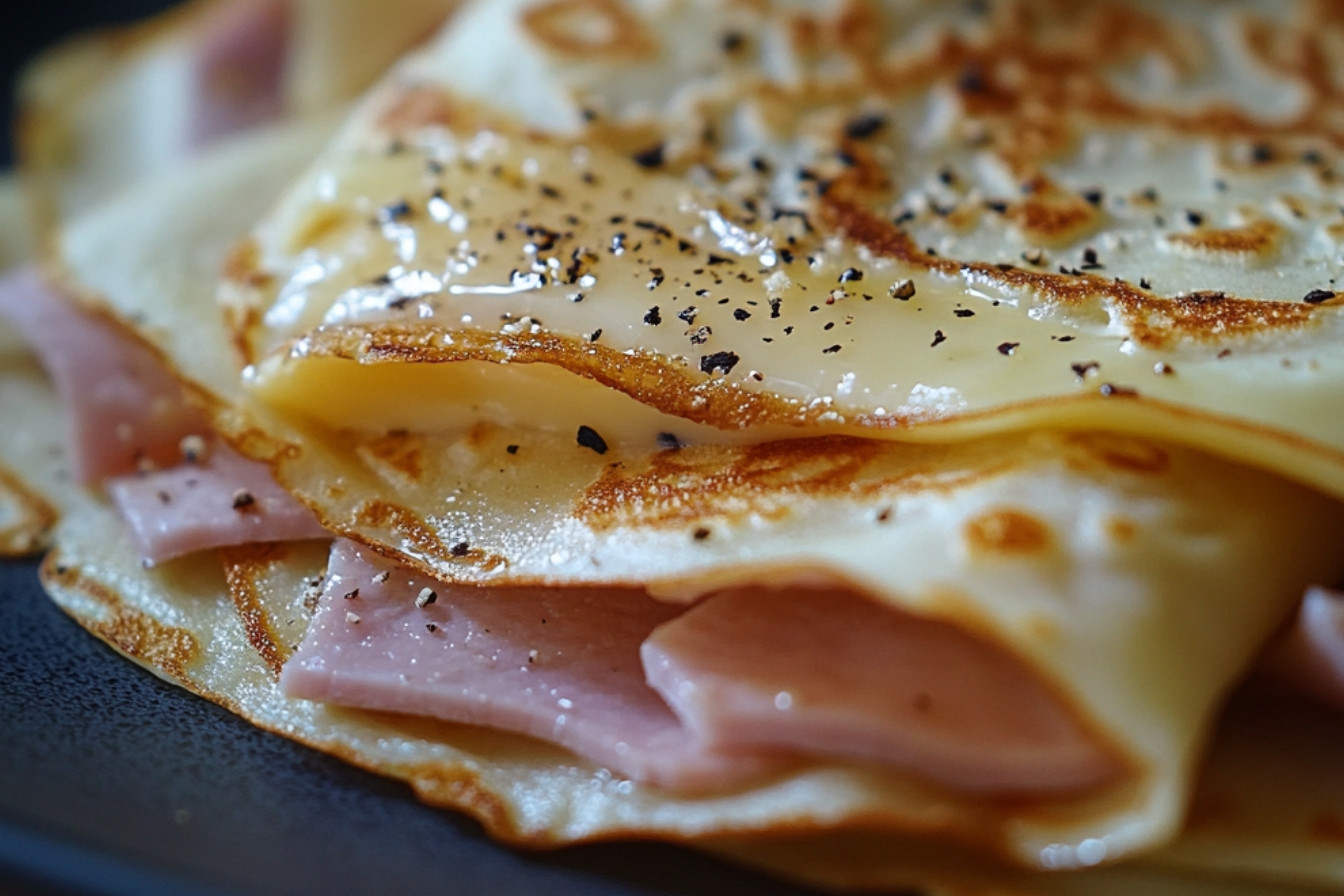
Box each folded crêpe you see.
[15,0,459,234]
[9,0,1344,891]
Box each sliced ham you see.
[284,542,1123,795]
[0,266,204,482]
[642,587,1122,795]
[280,540,774,791]
[106,439,328,566]
[188,0,291,150]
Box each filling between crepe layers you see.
[0,266,1128,799]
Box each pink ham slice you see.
[642,587,1122,795]
[188,0,291,150]
[284,543,1120,795]
[0,266,205,482]
[0,266,327,562]
[280,540,774,791]
[106,439,328,566]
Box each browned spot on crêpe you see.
[1164,218,1284,263]
[0,465,57,556]
[576,438,882,530]
[819,194,1321,350]
[300,322,831,431]
[221,542,300,676]
[355,499,504,572]
[41,553,199,680]
[358,430,426,483]
[520,0,658,60]
[963,508,1053,557]
[1005,178,1104,247]
[575,437,1009,532]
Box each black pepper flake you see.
[588,328,603,342]
[1304,288,1335,304]
[1071,361,1100,379]
[1154,362,1174,376]
[688,326,712,345]
[677,306,698,324]
[450,541,470,558]
[577,425,608,454]
[953,308,975,318]
[1250,142,1274,164]
[657,432,684,450]
[156,490,172,505]
[733,308,752,321]
[1081,247,1102,269]
[1140,278,1152,290]
[997,342,1019,355]
[425,623,439,633]
[415,587,438,608]
[783,326,794,335]
[824,321,835,331]
[632,143,666,168]
[343,589,360,600]
[644,306,662,325]
[231,489,256,511]
[1081,188,1104,206]
[985,199,1009,214]
[699,351,740,375]
[378,199,412,222]
[506,444,519,454]
[839,267,863,283]
[692,526,712,541]
[822,344,842,354]
[768,297,782,318]
[706,253,732,266]
[930,330,946,348]
[1185,209,1205,227]
[957,64,986,93]
[844,114,886,140]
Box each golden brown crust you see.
[41,551,200,681]
[0,464,57,556]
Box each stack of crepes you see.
[3,0,1344,891]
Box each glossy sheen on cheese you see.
[224,0,1344,497]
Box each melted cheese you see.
[221,0,1344,497]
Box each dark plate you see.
[0,557,821,896]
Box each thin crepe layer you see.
[43,71,1344,868]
